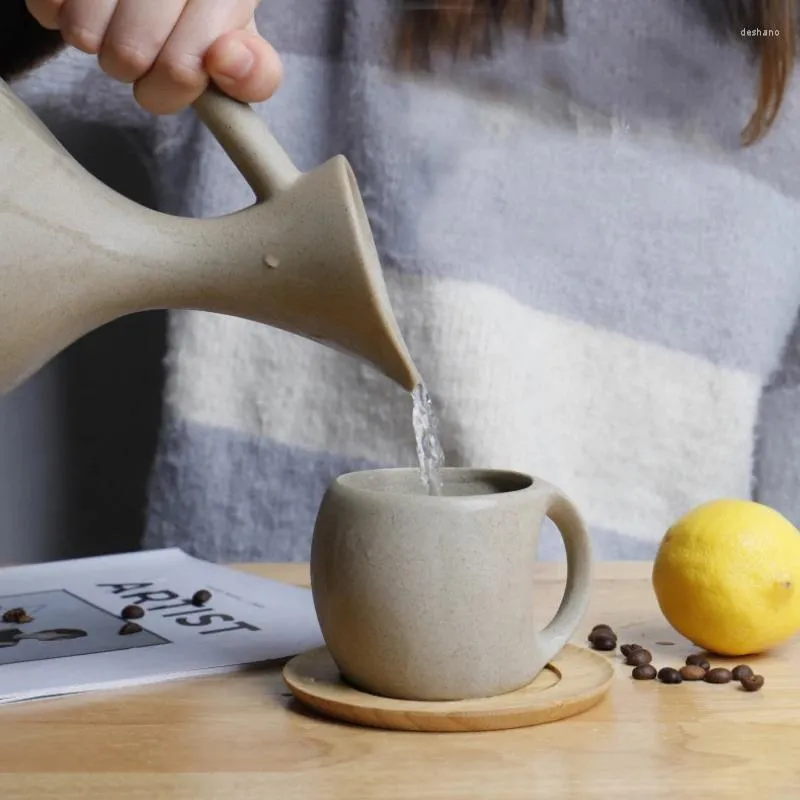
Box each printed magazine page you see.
[0,548,324,703]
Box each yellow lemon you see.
[652,498,800,656]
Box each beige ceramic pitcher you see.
[0,79,420,396]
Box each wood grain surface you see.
[0,562,798,799]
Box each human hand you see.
[25,0,283,114]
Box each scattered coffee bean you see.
[704,667,733,684]
[589,633,617,651]
[2,607,33,624]
[740,674,765,692]
[591,623,614,633]
[121,605,144,620]
[614,647,766,693]
[119,622,142,636]
[685,654,711,670]
[191,589,212,607]
[657,667,683,684]
[680,665,707,681]
[589,635,616,648]
[626,649,653,667]
[632,664,657,681]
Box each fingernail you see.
[215,40,255,80]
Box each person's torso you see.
[11,0,800,559]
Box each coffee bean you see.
[620,643,642,658]
[590,633,617,651]
[121,605,144,620]
[627,649,653,667]
[588,634,617,649]
[680,665,707,681]
[657,667,683,684]
[588,626,616,641]
[740,674,765,692]
[191,589,212,607]
[685,654,711,670]
[731,665,754,682]
[592,623,614,633]
[119,622,142,636]
[2,607,33,624]
[632,664,657,680]
[704,667,733,684]
[591,634,617,651]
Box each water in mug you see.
[411,383,445,495]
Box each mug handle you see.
[535,481,593,665]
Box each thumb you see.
[204,26,283,104]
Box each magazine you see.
[0,548,324,704]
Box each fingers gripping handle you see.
[537,485,593,665]
[192,84,300,201]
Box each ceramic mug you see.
[309,467,592,702]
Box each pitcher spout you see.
[340,166,422,392]
[265,154,422,392]
[174,154,422,392]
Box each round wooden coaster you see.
[282,644,614,732]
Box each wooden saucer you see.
[282,644,614,732]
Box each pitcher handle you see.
[536,481,593,665]
[192,84,301,202]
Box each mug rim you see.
[333,466,537,501]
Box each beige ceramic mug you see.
[310,467,592,702]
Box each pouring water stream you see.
[412,383,445,496]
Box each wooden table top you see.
[0,562,797,799]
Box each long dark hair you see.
[396,0,798,145]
